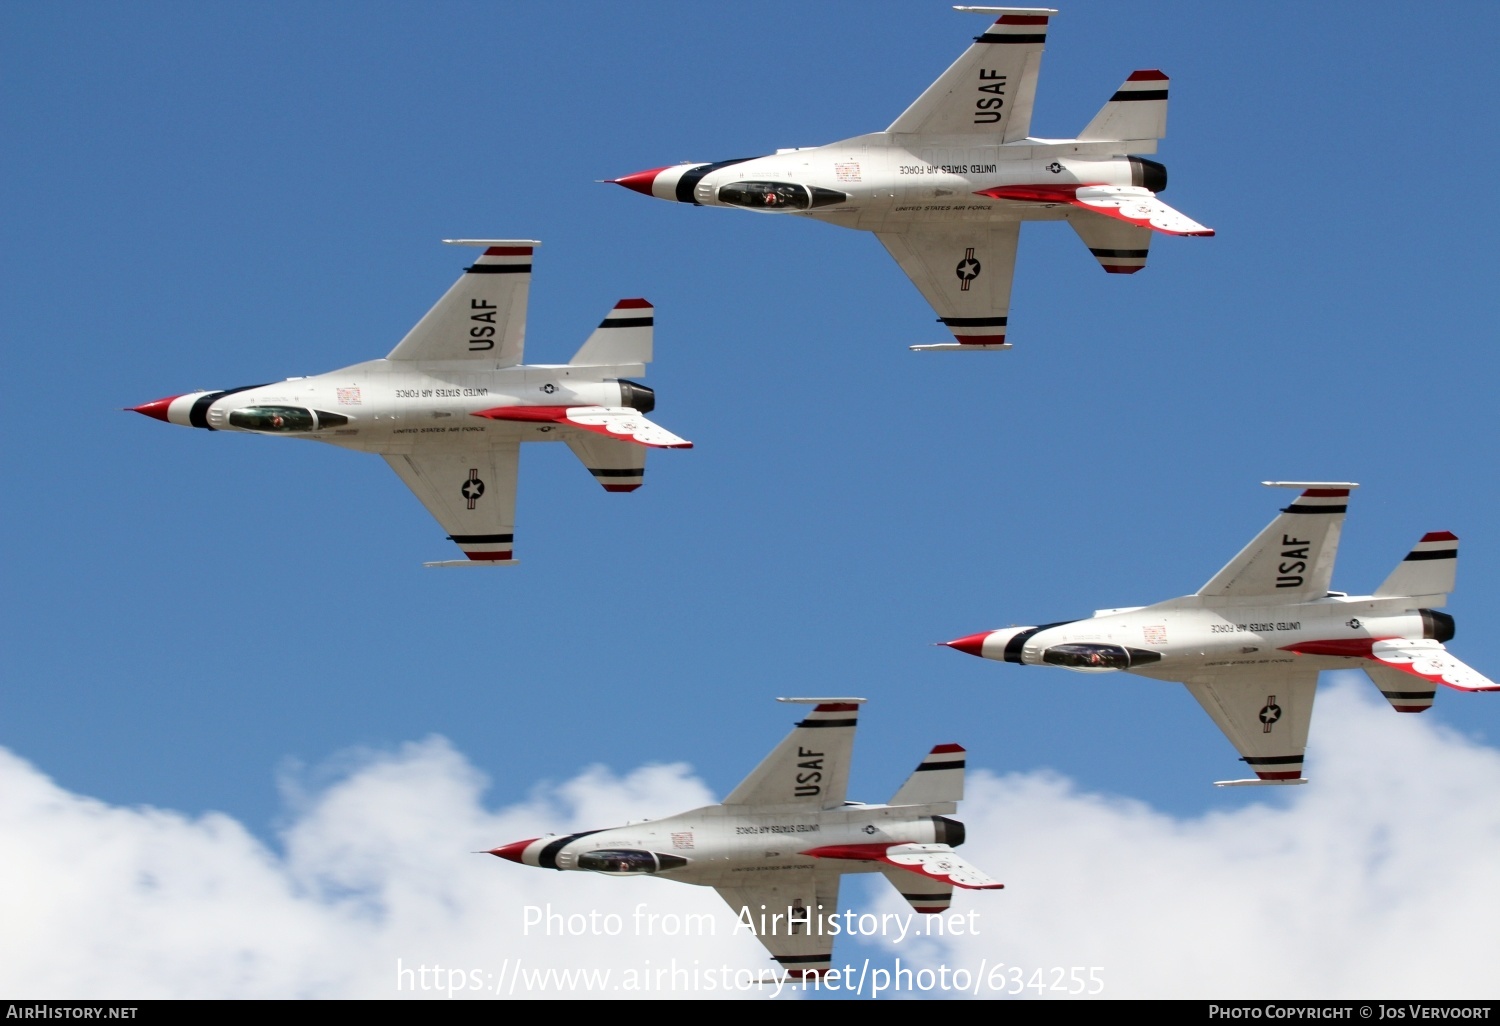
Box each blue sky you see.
[5,1,1500,999]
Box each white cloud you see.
[0,739,770,999]
[870,676,1500,998]
[2,677,1497,999]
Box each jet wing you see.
[386,240,538,365]
[878,226,1019,351]
[1197,483,1357,601]
[1182,665,1320,785]
[887,8,1055,142]
[723,700,862,809]
[383,441,520,565]
[715,869,841,979]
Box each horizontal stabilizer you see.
[472,405,691,449]
[977,185,1212,236]
[889,744,966,806]
[569,299,654,367]
[1375,532,1457,599]
[1068,213,1153,274]
[880,866,952,915]
[1362,663,1435,714]
[1078,70,1169,142]
[801,842,1002,890]
[1214,778,1308,788]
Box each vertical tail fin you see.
[569,299,653,367]
[1077,70,1169,142]
[889,744,965,806]
[1374,532,1458,600]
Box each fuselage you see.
[132,360,653,456]
[964,594,1455,682]
[494,802,962,889]
[618,133,1163,230]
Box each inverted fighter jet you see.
[944,483,1497,785]
[488,698,1001,979]
[612,6,1211,351]
[131,241,690,566]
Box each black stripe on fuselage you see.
[1242,755,1302,766]
[465,263,530,274]
[676,157,761,204]
[1281,504,1347,515]
[538,830,603,870]
[1108,89,1168,102]
[448,533,515,544]
[796,718,858,729]
[1004,621,1079,664]
[599,317,653,329]
[190,383,271,430]
[940,316,1008,327]
[1404,550,1457,561]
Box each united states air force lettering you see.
[975,70,1006,124]
[1277,534,1312,588]
[795,746,823,798]
[469,298,498,351]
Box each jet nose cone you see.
[943,632,993,658]
[487,838,538,863]
[130,395,183,422]
[610,167,671,196]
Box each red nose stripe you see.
[943,632,992,657]
[130,395,183,422]
[611,167,670,196]
[487,838,538,863]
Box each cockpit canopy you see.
[577,849,689,875]
[717,181,848,212]
[1041,643,1162,672]
[228,406,350,433]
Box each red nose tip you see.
[943,632,992,658]
[610,167,670,197]
[487,838,538,863]
[130,395,183,422]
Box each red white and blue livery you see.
[612,7,1212,351]
[132,241,691,566]
[488,699,1001,979]
[945,483,1497,785]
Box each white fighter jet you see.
[131,241,690,566]
[944,483,1498,785]
[488,698,1001,979]
[611,6,1211,351]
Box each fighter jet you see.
[488,698,1001,979]
[131,241,690,566]
[611,6,1211,352]
[944,483,1498,785]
